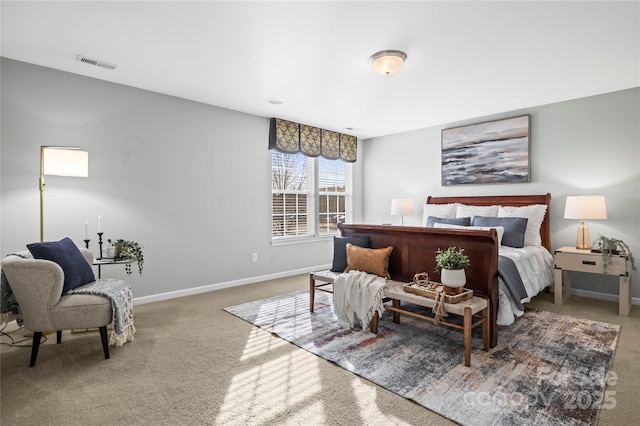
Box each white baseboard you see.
[133,263,332,305]
[134,270,640,307]
[570,288,640,306]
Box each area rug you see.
[224,290,620,426]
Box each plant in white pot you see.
[435,246,470,293]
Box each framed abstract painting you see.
[441,115,530,185]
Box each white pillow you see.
[434,223,504,247]
[498,204,547,246]
[456,204,499,219]
[422,203,459,226]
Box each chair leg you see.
[30,332,43,367]
[57,330,62,344]
[99,326,110,360]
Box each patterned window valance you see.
[269,118,357,162]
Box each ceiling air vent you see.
[75,55,117,70]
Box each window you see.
[272,151,352,241]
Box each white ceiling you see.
[1,1,638,139]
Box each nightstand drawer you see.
[555,252,628,276]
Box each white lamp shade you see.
[564,196,607,220]
[391,199,414,216]
[43,147,89,177]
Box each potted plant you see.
[435,246,470,290]
[593,235,636,275]
[108,239,144,275]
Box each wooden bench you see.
[310,270,490,367]
[336,223,501,348]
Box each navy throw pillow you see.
[331,236,371,272]
[27,237,96,295]
[426,216,471,227]
[472,216,529,248]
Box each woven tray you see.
[403,283,474,303]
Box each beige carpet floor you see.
[1,274,638,426]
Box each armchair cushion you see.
[27,237,95,294]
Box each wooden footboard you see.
[338,223,500,347]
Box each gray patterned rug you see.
[224,290,619,426]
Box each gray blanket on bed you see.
[498,255,528,311]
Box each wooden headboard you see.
[426,193,552,251]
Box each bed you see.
[336,193,553,347]
[426,194,554,327]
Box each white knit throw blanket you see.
[332,270,386,331]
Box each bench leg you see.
[392,299,401,323]
[309,274,315,313]
[464,307,471,367]
[370,311,379,334]
[482,302,490,351]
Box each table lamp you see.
[563,195,607,250]
[390,199,414,226]
[40,146,89,241]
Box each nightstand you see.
[554,246,633,316]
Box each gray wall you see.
[1,58,364,301]
[362,87,640,300]
[2,57,638,304]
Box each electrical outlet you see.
[251,252,258,263]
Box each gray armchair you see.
[1,249,112,367]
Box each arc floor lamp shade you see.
[40,146,89,241]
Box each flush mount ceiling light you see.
[369,50,407,76]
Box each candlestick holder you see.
[97,232,104,260]
[84,239,90,249]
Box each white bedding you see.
[496,246,554,326]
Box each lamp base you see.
[576,220,592,250]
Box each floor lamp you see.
[39,146,89,242]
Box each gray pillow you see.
[331,236,371,272]
[426,216,471,227]
[472,216,528,248]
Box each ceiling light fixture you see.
[369,50,407,76]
